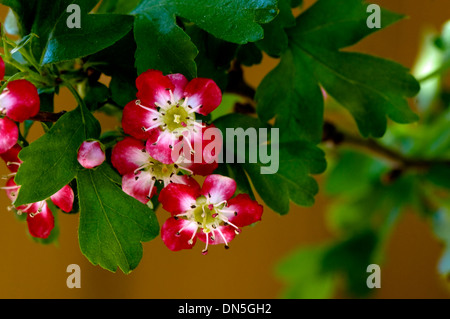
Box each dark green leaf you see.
[42,14,134,64]
[256,0,419,142]
[256,0,296,56]
[133,7,198,78]
[95,0,140,14]
[214,113,326,214]
[132,0,278,76]
[256,48,324,143]
[77,163,159,273]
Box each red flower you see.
[0,117,18,154]
[159,174,263,254]
[0,79,40,122]
[111,136,198,204]
[2,178,74,239]
[121,70,222,164]
[77,140,106,169]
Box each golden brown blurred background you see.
[1,0,450,299]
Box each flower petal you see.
[77,140,105,169]
[0,117,18,154]
[0,143,22,172]
[26,202,54,239]
[146,129,180,164]
[170,175,201,194]
[50,185,74,213]
[167,73,188,101]
[111,137,150,175]
[121,100,156,140]
[158,182,200,215]
[180,124,221,176]
[136,69,174,107]
[227,193,263,227]
[161,217,198,251]
[4,177,38,212]
[197,225,236,245]
[201,174,236,204]
[0,79,40,122]
[184,78,222,116]
[121,170,156,204]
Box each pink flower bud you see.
[77,140,106,169]
[0,117,18,154]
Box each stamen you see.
[37,201,45,213]
[142,121,164,132]
[6,162,21,167]
[216,227,229,247]
[182,135,195,154]
[175,164,194,175]
[213,200,228,208]
[0,185,19,190]
[188,104,203,114]
[202,233,209,255]
[169,90,175,104]
[182,97,189,107]
[188,224,198,245]
[138,103,162,116]
[147,178,156,199]
[1,172,16,179]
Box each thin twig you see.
[322,121,449,171]
[29,111,67,122]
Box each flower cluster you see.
[112,70,263,254]
[0,65,264,252]
[0,57,75,238]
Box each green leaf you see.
[42,13,134,64]
[256,0,296,56]
[132,0,278,76]
[77,163,159,273]
[87,31,138,107]
[186,25,239,91]
[1,0,100,59]
[170,0,278,44]
[95,0,140,14]
[14,104,100,206]
[214,113,326,214]
[133,6,198,78]
[83,80,110,112]
[256,0,419,142]
[256,48,324,143]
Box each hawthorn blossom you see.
[0,79,40,122]
[77,140,106,169]
[159,174,263,254]
[2,178,74,239]
[111,136,199,204]
[121,70,222,164]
